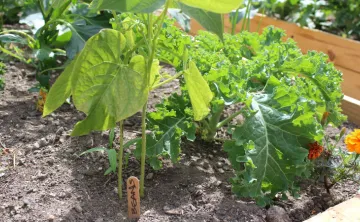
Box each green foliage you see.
[135,93,196,169]
[257,0,360,40]
[178,0,243,13]
[0,0,36,25]
[0,1,112,89]
[151,26,345,204]
[44,29,149,136]
[0,62,5,90]
[313,127,360,194]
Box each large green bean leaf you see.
[183,61,213,121]
[44,29,148,136]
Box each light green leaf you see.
[107,149,117,173]
[43,59,76,116]
[178,0,243,13]
[47,29,147,136]
[104,167,113,175]
[184,61,213,121]
[90,0,165,13]
[79,147,106,156]
[178,3,224,41]
[71,65,148,136]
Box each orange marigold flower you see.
[308,141,324,160]
[345,129,360,154]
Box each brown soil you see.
[0,62,359,222]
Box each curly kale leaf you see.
[135,93,196,169]
[226,77,323,205]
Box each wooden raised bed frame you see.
[185,14,360,126]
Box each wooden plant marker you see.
[127,176,140,219]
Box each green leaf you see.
[44,29,148,136]
[178,0,243,13]
[178,3,224,41]
[43,59,76,116]
[109,128,115,149]
[90,0,165,13]
[183,61,213,121]
[107,149,117,173]
[135,93,196,169]
[79,147,106,156]
[66,19,107,59]
[69,30,147,136]
[228,86,321,202]
[124,138,141,149]
[0,34,27,44]
[104,167,113,175]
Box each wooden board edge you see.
[342,95,360,126]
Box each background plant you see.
[0,0,112,91]
[254,0,360,41]
[312,125,360,194]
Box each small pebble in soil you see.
[74,205,83,213]
[146,173,154,180]
[36,173,48,181]
[223,165,230,171]
[33,142,41,150]
[216,162,223,168]
[217,168,225,174]
[208,154,214,159]
[48,215,55,222]
[266,206,291,222]
[203,162,210,169]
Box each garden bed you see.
[0,62,358,222]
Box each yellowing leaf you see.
[183,61,213,121]
[178,0,243,13]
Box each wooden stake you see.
[127,176,140,219]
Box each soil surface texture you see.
[0,62,359,222]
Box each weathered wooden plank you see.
[305,195,360,221]
[342,96,360,126]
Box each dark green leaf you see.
[179,3,224,41]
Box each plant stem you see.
[118,121,124,199]
[231,7,240,35]
[151,71,183,90]
[140,103,147,197]
[38,0,48,23]
[204,103,225,141]
[217,109,242,128]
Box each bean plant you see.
[43,0,244,197]
[43,0,346,207]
